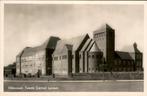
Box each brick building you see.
[52,24,143,77]
[16,24,143,77]
[16,36,60,76]
[52,34,90,77]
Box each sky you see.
[4,4,144,66]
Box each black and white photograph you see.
[1,1,146,94]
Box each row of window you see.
[88,54,102,58]
[21,62,42,67]
[54,54,102,61]
[22,64,33,67]
[54,55,67,61]
[21,56,45,62]
[115,60,134,65]
[113,68,134,71]
[21,58,44,62]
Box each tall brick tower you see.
[93,24,115,71]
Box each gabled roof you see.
[16,47,28,57]
[53,34,89,55]
[66,34,89,51]
[21,36,60,57]
[85,40,95,52]
[80,39,92,52]
[53,40,72,54]
[115,51,133,60]
[93,23,114,34]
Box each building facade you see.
[16,24,143,77]
[114,51,135,72]
[16,36,60,76]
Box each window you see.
[72,55,74,59]
[54,57,58,61]
[62,55,67,59]
[79,54,81,59]
[92,55,94,58]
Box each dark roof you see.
[21,36,60,57]
[80,39,92,52]
[42,36,60,49]
[85,40,95,52]
[4,63,16,69]
[115,51,133,60]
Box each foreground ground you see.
[4,80,143,92]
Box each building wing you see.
[54,34,90,54]
[115,51,133,60]
[21,36,60,57]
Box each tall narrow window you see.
[92,55,94,58]
[79,54,81,59]
[62,55,67,59]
